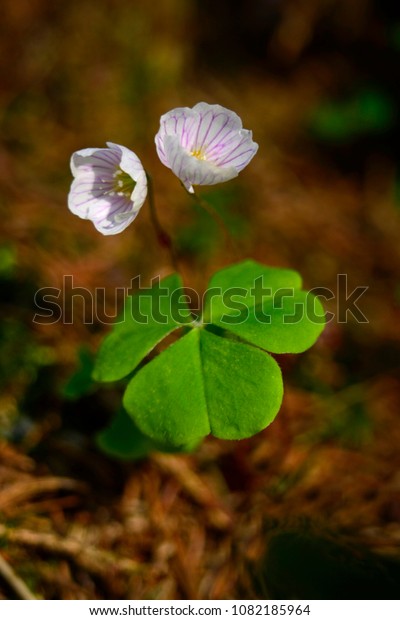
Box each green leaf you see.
[93,273,192,382]
[96,407,160,460]
[202,259,302,323]
[123,329,209,445]
[214,290,326,354]
[200,329,283,438]
[63,347,95,400]
[123,328,283,445]
[97,407,202,460]
[94,260,325,449]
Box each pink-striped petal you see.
[155,102,258,191]
[164,135,238,193]
[68,143,147,236]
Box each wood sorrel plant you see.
[68,102,325,456]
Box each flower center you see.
[113,169,136,197]
[191,148,207,161]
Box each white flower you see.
[155,102,258,193]
[68,142,147,235]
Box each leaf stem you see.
[146,173,179,273]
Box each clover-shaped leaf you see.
[204,260,325,353]
[123,328,283,445]
[96,407,200,459]
[93,273,191,382]
[202,259,302,322]
[94,260,326,449]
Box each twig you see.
[152,453,232,530]
[0,525,141,578]
[0,553,36,600]
[0,476,88,513]
[0,442,34,472]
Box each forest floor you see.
[1,0,400,599]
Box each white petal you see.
[163,135,238,190]
[92,206,140,236]
[209,129,259,171]
[190,103,243,154]
[106,142,146,182]
[68,176,115,219]
[70,148,99,177]
[130,170,148,210]
[155,107,197,167]
[192,102,243,130]
[70,147,119,179]
[155,102,258,187]
[68,143,148,235]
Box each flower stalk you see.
[155,102,258,194]
[184,186,237,257]
[146,173,179,273]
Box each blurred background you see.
[1,0,400,600]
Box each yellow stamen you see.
[113,169,136,197]
[191,148,207,161]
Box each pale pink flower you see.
[155,102,258,193]
[68,142,147,235]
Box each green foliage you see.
[93,273,191,382]
[215,289,325,354]
[63,347,95,400]
[0,319,54,393]
[94,260,325,453]
[123,328,283,444]
[306,398,373,449]
[202,259,302,322]
[0,244,17,279]
[96,407,162,460]
[97,407,201,460]
[308,89,394,143]
[176,186,248,259]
